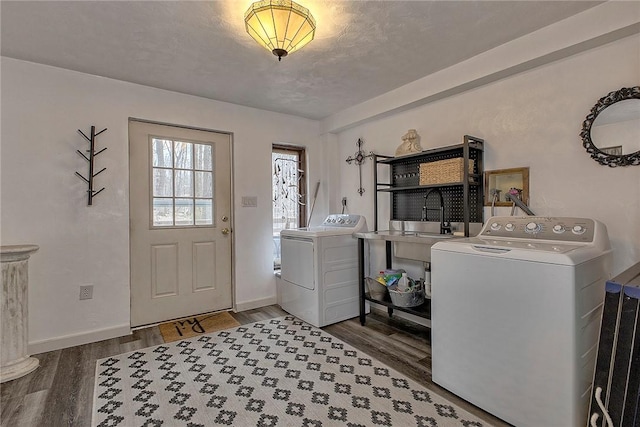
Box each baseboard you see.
[29,323,132,355]
[234,295,278,312]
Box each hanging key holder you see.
[75,125,107,206]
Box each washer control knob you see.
[505,223,515,232]
[525,222,541,233]
[490,222,501,231]
[338,218,345,224]
[553,225,565,234]
[572,225,586,234]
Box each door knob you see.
[221,228,230,235]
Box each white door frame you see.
[128,117,236,324]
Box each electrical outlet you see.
[79,285,93,300]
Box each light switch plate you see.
[242,196,257,207]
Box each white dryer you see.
[279,214,367,327]
[431,216,612,427]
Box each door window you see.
[151,137,214,227]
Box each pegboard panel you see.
[392,185,482,222]
[390,146,483,223]
[393,189,428,221]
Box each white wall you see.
[1,9,638,353]
[0,58,323,352]
[333,34,640,277]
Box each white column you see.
[1,244,39,383]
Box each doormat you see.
[159,311,240,343]
[93,316,489,427]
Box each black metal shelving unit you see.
[359,135,484,325]
[373,135,484,235]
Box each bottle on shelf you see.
[398,272,409,291]
[424,263,432,298]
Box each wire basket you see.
[419,158,475,185]
[389,283,425,307]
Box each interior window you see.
[272,145,307,269]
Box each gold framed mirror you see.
[484,167,529,207]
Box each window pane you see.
[174,141,193,169]
[175,198,194,226]
[175,170,194,197]
[153,168,173,197]
[153,198,173,226]
[272,146,306,270]
[272,152,300,232]
[150,138,217,229]
[152,139,172,167]
[195,144,212,171]
[195,199,213,225]
[195,171,212,198]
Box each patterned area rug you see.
[92,316,487,426]
[159,311,240,343]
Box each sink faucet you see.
[422,188,451,234]
[490,188,501,217]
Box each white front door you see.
[129,120,232,327]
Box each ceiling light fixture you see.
[244,0,316,61]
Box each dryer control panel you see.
[481,216,596,242]
[321,214,363,227]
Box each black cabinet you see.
[358,135,484,325]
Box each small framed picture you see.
[484,167,530,206]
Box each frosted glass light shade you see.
[245,0,316,61]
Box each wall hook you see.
[75,125,107,205]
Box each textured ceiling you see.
[1,1,602,120]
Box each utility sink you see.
[392,231,456,261]
[389,221,482,262]
[401,231,455,239]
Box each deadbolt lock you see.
[222,216,229,222]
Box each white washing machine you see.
[279,214,367,327]
[431,216,612,427]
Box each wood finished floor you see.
[0,305,510,426]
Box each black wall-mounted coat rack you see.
[75,125,107,206]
